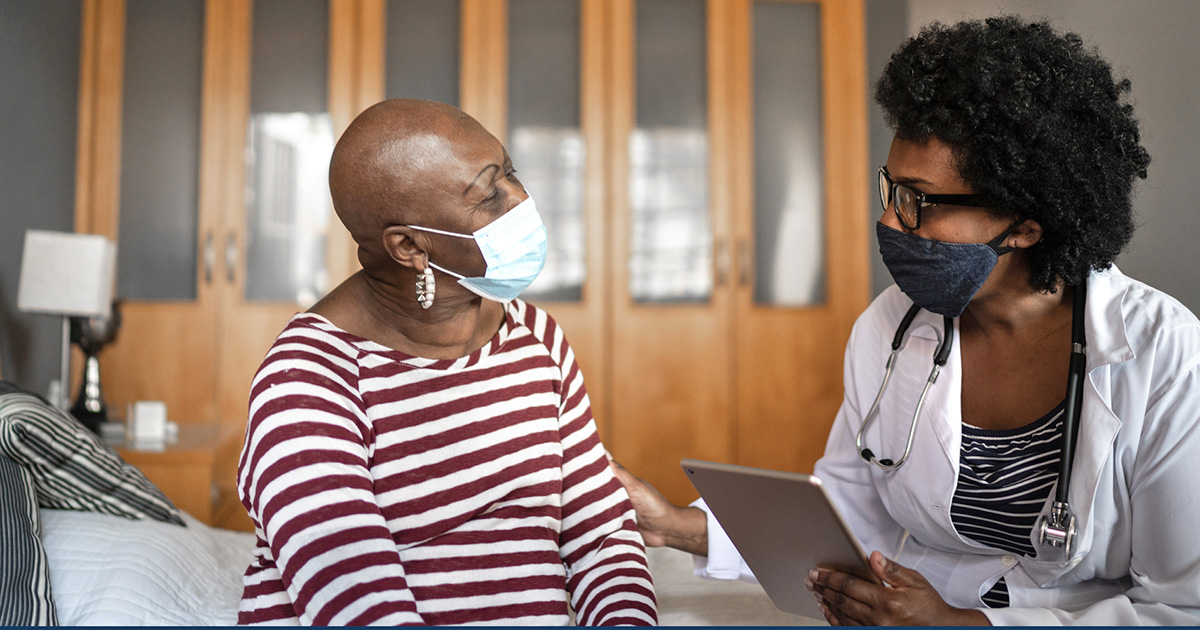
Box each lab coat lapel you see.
[895,310,962,477]
[1023,269,1130,584]
[932,316,963,471]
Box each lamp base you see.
[69,352,106,434]
[70,405,105,434]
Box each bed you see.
[40,509,252,625]
[1,383,818,626]
[36,510,814,626]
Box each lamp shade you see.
[17,230,117,318]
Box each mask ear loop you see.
[987,218,1026,255]
[406,225,476,281]
[427,261,466,280]
[407,224,476,239]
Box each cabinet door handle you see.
[738,238,754,287]
[715,238,731,286]
[203,232,215,284]
[225,231,237,284]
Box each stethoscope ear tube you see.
[858,304,953,470]
[892,304,922,351]
[934,315,954,367]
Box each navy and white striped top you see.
[951,401,1064,607]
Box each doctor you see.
[612,16,1200,625]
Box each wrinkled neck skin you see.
[312,266,504,361]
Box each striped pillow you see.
[0,454,57,625]
[0,392,184,527]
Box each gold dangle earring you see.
[416,265,435,309]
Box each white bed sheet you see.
[40,508,818,626]
[41,509,255,626]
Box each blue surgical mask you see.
[876,220,1019,318]
[408,195,548,303]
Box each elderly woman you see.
[237,99,656,626]
[613,16,1200,625]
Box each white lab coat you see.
[695,268,1200,625]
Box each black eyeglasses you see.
[878,166,992,230]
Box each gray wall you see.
[866,0,910,299]
[866,0,1200,318]
[0,1,81,394]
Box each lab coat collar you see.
[1082,266,1135,369]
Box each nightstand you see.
[113,423,253,532]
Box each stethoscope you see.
[855,283,1087,560]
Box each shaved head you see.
[329,99,490,255]
[311,99,522,352]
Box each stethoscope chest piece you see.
[1035,500,1077,562]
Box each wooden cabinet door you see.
[84,0,221,425]
[730,0,869,477]
[604,0,867,505]
[212,0,357,424]
[489,0,612,429]
[604,0,737,504]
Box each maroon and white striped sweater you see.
[237,300,656,625]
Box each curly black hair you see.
[875,16,1151,293]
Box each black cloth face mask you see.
[876,220,1020,318]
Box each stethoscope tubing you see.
[1055,280,1088,505]
[856,306,952,469]
[857,284,1088,558]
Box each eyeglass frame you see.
[878,165,993,230]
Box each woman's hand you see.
[806,551,991,626]
[608,454,708,554]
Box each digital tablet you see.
[681,458,879,619]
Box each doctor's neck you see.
[961,275,1072,336]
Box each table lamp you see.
[17,230,117,427]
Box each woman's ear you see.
[381,226,425,269]
[1010,218,1043,249]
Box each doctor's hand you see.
[806,551,991,626]
[608,454,708,555]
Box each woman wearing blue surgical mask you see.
[612,16,1200,625]
[235,99,656,626]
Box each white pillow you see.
[41,509,255,626]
